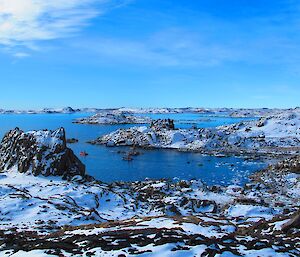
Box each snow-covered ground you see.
[0,156,299,256]
[94,109,300,155]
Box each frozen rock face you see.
[0,128,86,180]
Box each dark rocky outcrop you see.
[66,138,79,144]
[272,155,300,173]
[0,127,87,180]
[62,106,76,113]
[150,119,175,130]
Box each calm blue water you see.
[0,113,265,185]
[136,113,255,129]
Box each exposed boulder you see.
[0,127,87,180]
[282,211,300,231]
[256,117,267,127]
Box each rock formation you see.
[0,127,86,180]
[282,211,300,231]
[150,119,175,130]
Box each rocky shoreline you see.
[0,127,299,256]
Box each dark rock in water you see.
[66,138,79,144]
[0,127,86,180]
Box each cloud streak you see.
[75,32,241,67]
[0,0,114,49]
[73,23,299,68]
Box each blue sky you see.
[0,0,299,109]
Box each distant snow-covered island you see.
[0,106,296,117]
[90,108,300,156]
[74,111,153,125]
[0,126,299,256]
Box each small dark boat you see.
[80,151,88,157]
[122,154,133,161]
[128,150,140,156]
[128,146,140,156]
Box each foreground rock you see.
[94,109,300,155]
[0,128,86,180]
[0,154,299,256]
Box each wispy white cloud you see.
[73,28,243,67]
[13,52,30,58]
[0,0,126,53]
